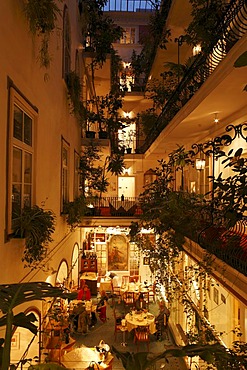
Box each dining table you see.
[125,310,156,334]
[61,346,114,369]
[120,282,151,298]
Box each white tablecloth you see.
[125,312,156,334]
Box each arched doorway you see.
[10,309,41,369]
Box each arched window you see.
[63,6,71,78]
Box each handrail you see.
[137,0,247,153]
[85,196,142,217]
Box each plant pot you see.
[86,131,96,138]
[126,147,132,154]
[98,131,108,139]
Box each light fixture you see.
[195,158,206,171]
[193,44,201,56]
[214,113,219,123]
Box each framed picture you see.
[11,333,20,349]
[108,235,128,271]
[213,287,219,305]
[95,233,105,242]
[143,257,150,265]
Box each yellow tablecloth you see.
[61,346,113,369]
[125,312,156,334]
[99,280,113,293]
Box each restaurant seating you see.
[113,309,125,341]
[129,275,141,283]
[121,275,129,287]
[148,283,156,302]
[98,305,107,323]
[122,292,135,307]
[134,325,150,352]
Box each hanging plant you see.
[66,71,86,126]
[23,0,62,68]
[13,205,55,268]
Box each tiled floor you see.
[71,296,188,369]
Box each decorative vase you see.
[126,147,132,154]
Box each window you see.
[120,27,136,44]
[8,87,37,233]
[63,6,71,78]
[61,139,70,210]
[74,151,80,198]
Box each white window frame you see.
[8,87,37,234]
[74,151,80,198]
[63,5,71,79]
[61,138,70,211]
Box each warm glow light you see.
[195,158,206,171]
[214,113,219,123]
[193,44,201,56]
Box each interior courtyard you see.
[0,1,246,370]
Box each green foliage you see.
[130,4,171,84]
[138,109,158,137]
[23,0,61,68]
[0,282,77,370]
[13,205,55,268]
[112,342,247,370]
[185,0,228,51]
[63,195,89,229]
[210,148,247,227]
[81,0,123,66]
[107,153,125,175]
[66,71,85,124]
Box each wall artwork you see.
[108,235,128,271]
[11,332,20,349]
[143,256,150,265]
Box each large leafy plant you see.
[13,206,55,269]
[0,282,76,370]
[23,0,61,68]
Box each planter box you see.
[86,131,96,138]
[98,131,108,139]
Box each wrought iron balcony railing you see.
[85,197,142,217]
[137,0,247,153]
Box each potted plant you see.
[23,0,61,68]
[124,130,136,154]
[13,205,55,268]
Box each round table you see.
[125,311,156,334]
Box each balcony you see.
[136,0,247,153]
[85,197,142,217]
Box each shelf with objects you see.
[80,248,98,296]
[42,297,75,363]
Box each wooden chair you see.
[98,305,107,323]
[134,325,150,352]
[129,275,141,283]
[121,275,129,287]
[142,291,150,308]
[113,309,125,341]
[148,283,156,302]
[122,292,135,308]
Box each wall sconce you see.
[195,158,206,171]
[214,113,219,123]
[193,44,202,56]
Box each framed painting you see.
[143,256,150,265]
[108,235,128,271]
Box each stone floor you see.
[70,295,188,370]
